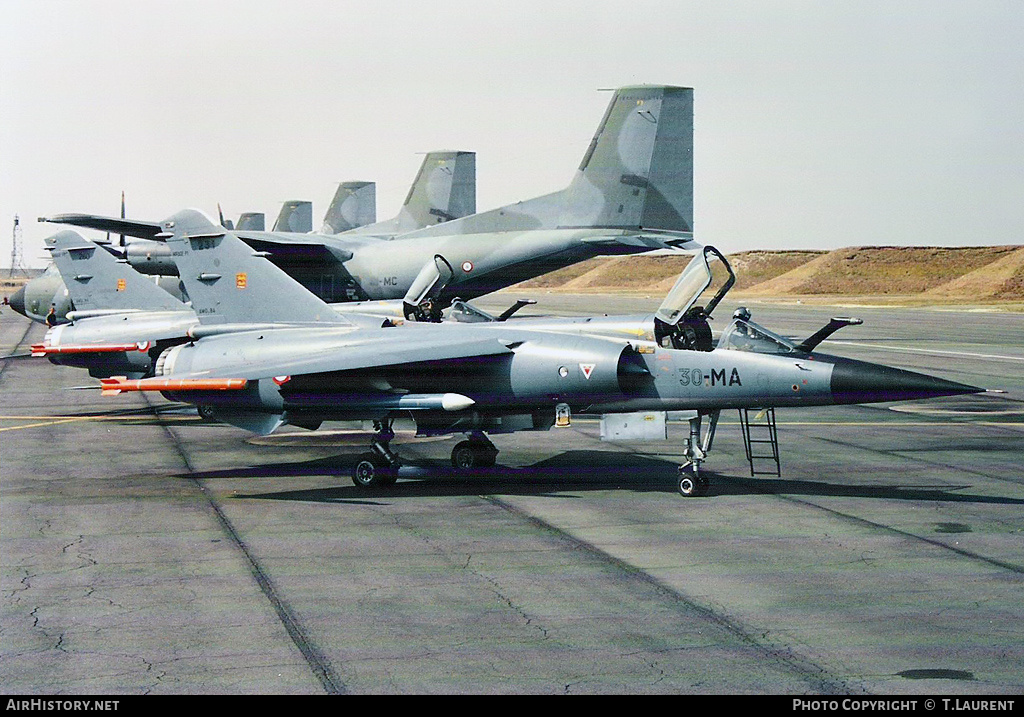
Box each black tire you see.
[475,446,498,468]
[677,469,708,497]
[451,441,477,470]
[197,405,217,421]
[353,452,394,489]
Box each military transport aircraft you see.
[13,150,475,324]
[90,209,982,497]
[40,85,698,319]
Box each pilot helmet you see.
[733,306,751,322]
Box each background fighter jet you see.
[96,209,982,497]
[28,230,196,379]
[42,85,697,316]
[22,227,417,382]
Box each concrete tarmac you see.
[2,297,1023,694]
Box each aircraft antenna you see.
[9,214,26,278]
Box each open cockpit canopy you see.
[655,246,735,327]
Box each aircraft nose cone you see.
[830,358,983,404]
[8,285,26,317]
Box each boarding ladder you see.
[738,408,781,477]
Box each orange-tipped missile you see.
[100,376,247,396]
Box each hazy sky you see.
[2,0,1022,267]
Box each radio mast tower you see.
[9,214,27,278]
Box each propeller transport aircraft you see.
[62,208,981,498]
[10,149,476,324]
[31,85,697,323]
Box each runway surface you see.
[2,296,1023,694]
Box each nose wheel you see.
[677,463,709,497]
[676,410,719,497]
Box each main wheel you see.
[451,441,478,470]
[474,445,498,468]
[353,452,395,489]
[197,404,217,422]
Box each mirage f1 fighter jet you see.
[95,209,982,497]
[20,228,418,383]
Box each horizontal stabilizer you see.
[580,234,697,250]
[236,235,353,265]
[41,214,164,240]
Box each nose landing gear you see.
[676,410,719,497]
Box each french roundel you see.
[462,261,473,273]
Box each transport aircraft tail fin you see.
[322,181,376,234]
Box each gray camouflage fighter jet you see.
[42,85,696,318]
[26,231,196,379]
[95,209,983,497]
[19,228,414,382]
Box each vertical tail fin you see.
[272,200,313,233]
[349,151,476,235]
[403,87,692,239]
[46,230,185,313]
[321,181,376,234]
[162,209,346,326]
[559,85,693,234]
[235,212,265,231]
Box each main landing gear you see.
[352,420,400,489]
[450,433,499,470]
[351,424,500,489]
[677,410,719,497]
